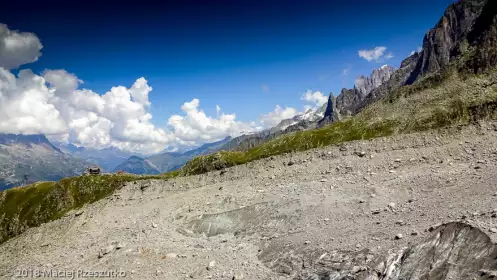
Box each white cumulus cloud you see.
[0,24,42,70]
[358,46,393,62]
[0,24,267,153]
[0,68,173,153]
[259,105,299,129]
[301,90,327,107]
[167,99,261,145]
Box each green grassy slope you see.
[0,174,167,244]
[177,70,497,176]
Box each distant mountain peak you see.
[0,133,61,153]
[353,65,396,98]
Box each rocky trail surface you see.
[2,122,497,279]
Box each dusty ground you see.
[1,122,497,279]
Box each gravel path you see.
[1,122,497,279]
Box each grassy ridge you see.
[0,174,165,244]
[177,71,497,176]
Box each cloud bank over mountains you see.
[0,24,324,153]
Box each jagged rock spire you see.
[317,93,340,127]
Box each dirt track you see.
[1,122,497,279]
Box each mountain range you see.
[52,142,146,172]
[1,0,496,183]
[113,136,233,174]
[0,134,88,190]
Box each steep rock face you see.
[360,52,421,110]
[336,65,396,116]
[355,65,396,98]
[465,0,497,73]
[407,0,489,83]
[338,0,496,118]
[318,93,341,127]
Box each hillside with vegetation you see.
[1,0,496,248]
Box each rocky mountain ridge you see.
[0,134,88,190]
[337,0,496,117]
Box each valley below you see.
[1,122,497,279]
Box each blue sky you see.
[0,0,455,152]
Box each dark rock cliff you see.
[335,66,396,117]
[317,93,341,127]
[333,0,496,122]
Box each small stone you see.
[115,242,126,249]
[394,234,403,240]
[355,151,366,157]
[164,253,178,259]
[388,202,396,210]
[207,260,216,270]
[395,220,405,226]
[372,209,381,215]
[74,210,84,216]
[304,240,311,245]
[287,161,295,166]
[394,158,401,163]
[339,145,348,152]
[152,223,158,228]
[428,224,441,232]
[370,194,376,198]
[489,228,497,233]
[359,200,366,204]
[352,266,366,273]
[320,179,328,182]
[475,166,482,170]
[389,170,396,173]
[493,192,497,197]
[411,231,419,236]
[98,245,115,258]
[356,243,362,249]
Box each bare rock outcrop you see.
[295,222,497,280]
